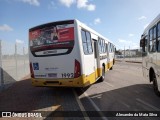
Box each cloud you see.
[16,39,24,44]
[118,39,129,43]
[20,0,40,6]
[118,39,139,49]
[94,18,101,25]
[138,16,147,20]
[132,44,139,49]
[0,24,13,32]
[58,0,96,11]
[128,34,134,37]
[77,0,95,11]
[144,23,149,29]
[48,1,57,9]
[87,4,95,11]
[118,38,131,47]
[59,0,75,7]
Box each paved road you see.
[76,62,160,120]
[0,62,160,120]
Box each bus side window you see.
[112,44,114,52]
[111,44,112,52]
[100,38,102,53]
[104,43,106,53]
[157,22,160,52]
[105,43,108,53]
[100,39,102,53]
[102,39,104,53]
[149,26,156,52]
[111,44,113,52]
[102,39,105,53]
[81,29,93,55]
[108,43,110,53]
[86,31,93,54]
[98,37,101,53]
[113,46,115,52]
[81,30,88,54]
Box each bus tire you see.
[100,66,105,82]
[113,59,115,65]
[110,67,113,70]
[153,72,160,97]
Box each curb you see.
[115,60,142,64]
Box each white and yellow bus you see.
[29,19,115,87]
[140,14,160,96]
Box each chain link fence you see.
[115,49,142,63]
[115,56,142,63]
[0,40,29,90]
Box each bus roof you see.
[29,19,74,31]
[29,19,115,46]
[143,14,160,34]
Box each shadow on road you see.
[80,84,160,112]
[0,78,80,114]
[0,79,68,111]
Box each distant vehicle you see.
[140,14,160,96]
[29,19,115,87]
[115,55,124,58]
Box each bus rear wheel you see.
[100,66,105,82]
[110,67,113,70]
[153,73,160,97]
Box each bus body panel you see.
[108,52,114,69]
[141,14,160,92]
[30,55,75,79]
[29,19,115,87]
[29,21,77,79]
[156,52,160,91]
[78,25,97,85]
[29,20,84,87]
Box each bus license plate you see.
[48,73,57,78]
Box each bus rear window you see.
[29,21,74,57]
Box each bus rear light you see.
[74,59,81,78]
[30,62,35,78]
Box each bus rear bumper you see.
[31,74,91,87]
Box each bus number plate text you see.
[61,73,74,78]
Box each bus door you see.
[93,39,100,78]
[141,35,148,77]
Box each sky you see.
[0,0,160,52]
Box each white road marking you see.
[104,81,114,87]
[83,91,108,120]
[90,94,102,99]
[136,98,160,111]
[148,85,153,89]
[134,90,140,94]
[72,89,90,120]
[120,101,130,108]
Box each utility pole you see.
[124,46,125,60]
[23,47,26,75]
[129,46,130,61]
[0,40,4,89]
[15,43,18,80]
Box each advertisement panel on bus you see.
[29,23,74,57]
